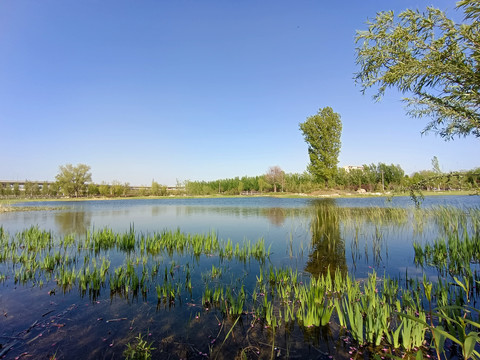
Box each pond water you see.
[0,195,479,359]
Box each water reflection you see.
[54,211,91,234]
[305,199,347,277]
[179,205,300,226]
[151,206,167,216]
[263,207,286,226]
[303,200,412,277]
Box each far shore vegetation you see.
[1,161,478,205]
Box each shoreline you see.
[0,190,477,212]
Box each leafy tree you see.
[88,183,100,197]
[238,181,244,194]
[466,168,480,189]
[265,166,284,192]
[24,181,34,198]
[377,163,405,189]
[48,182,59,197]
[111,181,125,197]
[355,0,480,139]
[258,177,267,193]
[151,180,161,196]
[1,183,12,196]
[409,170,438,191]
[13,183,20,197]
[151,180,168,196]
[123,182,130,197]
[299,107,342,185]
[348,168,364,190]
[55,163,92,198]
[41,182,50,197]
[282,172,316,193]
[361,165,380,191]
[99,182,110,197]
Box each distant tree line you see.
[1,162,478,199]
[183,163,480,196]
[0,179,175,199]
[0,164,175,199]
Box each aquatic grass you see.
[3,214,480,359]
[156,280,180,305]
[413,208,480,277]
[225,286,245,316]
[0,225,274,305]
[398,308,427,352]
[204,264,222,280]
[123,333,156,360]
[41,252,61,272]
[295,276,334,327]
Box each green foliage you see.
[335,163,405,191]
[407,170,477,193]
[265,166,284,193]
[150,181,167,196]
[413,206,480,277]
[13,183,20,196]
[55,163,92,198]
[299,107,342,185]
[184,172,323,195]
[87,183,100,196]
[98,182,110,197]
[111,181,130,197]
[355,1,480,139]
[123,333,156,360]
[47,182,59,197]
[24,181,40,198]
[41,181,50,197]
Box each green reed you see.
[123,332,156,360]
[413,207,480,278]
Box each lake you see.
[0,195,479,359]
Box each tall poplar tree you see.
[299,107,342,185]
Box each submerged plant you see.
[123,333,156,360]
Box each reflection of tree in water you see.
[305,199,347,278]
[151,206,167,216]
[262,207,286,226]
[179,206,299,226]
[54,211,91,235]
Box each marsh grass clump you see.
[317,205,409,231]
[0,226,272,300]
[413,206,480,277]
[16,226,54,251]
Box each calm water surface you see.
[4,196,479,276]
[0,195,479,359]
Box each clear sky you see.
[1,0,477,186]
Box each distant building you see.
[342,165,363,173]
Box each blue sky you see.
[1,0,477,186]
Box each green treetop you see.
[55,163,92,198]
[299,107,342,186]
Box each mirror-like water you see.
[0,195,479,359]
